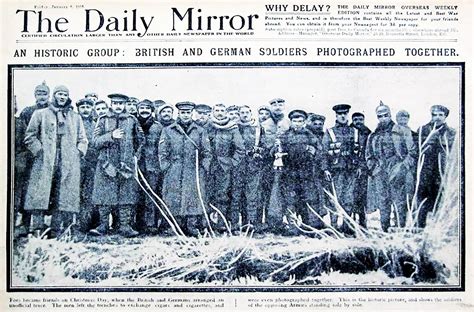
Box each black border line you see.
[6,62,466,293]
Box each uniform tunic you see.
[321,123,365,213]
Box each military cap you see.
[376,101,391,115]
[226,105,239,112]
[157,102,174,114]
[288,109,308,120]
[396,110,410,118]
[34,81,50,94]
[176,101,195,111]
[76,98,94,108]
[108,93,129,102]
[153,99,166,106]
[352,112,365,118]
[213,103,226,109]
[85,92,98,98]
[53,85,69,95]
[308,113,325,122]
[431,105,450,117]
[195,104,212,113]
[269,98,285,105]
[137,99,153,109]
[258,105,271,113]
[129,97,139,103]
[332,104,351,113]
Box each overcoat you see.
[366,122,416,214]
[417,122,456,211]
[92,111,144,205]
[159,122,211,217]
[23,105,88,212]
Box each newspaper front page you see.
[1,0,472,310]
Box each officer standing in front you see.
[321,104,365,234]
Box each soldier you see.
[272,110,321,235]
[159,102,211,236]
[136,99,163,235]
[263,98,291,233]
[76,98,100,232]
[350,112,371,227]
[93,100,109,120]
[14,97,29,236]
[125,97,139,117]
[17,82,51,235]
[194,104,212,130]
[19,81,50,126]
[24,85,88,237]
[366,103,416,232]
[262,98,291,138]
[152,99,166,118]
[322,104,365,234]
[306,113,326,140]
[155,102,175,127]
[416,105,456,228]
[258,105,272,124]
[396,110,419,147]
[257,105,275,226]
[90,93,144,237]
[207,103,245,231]
[226,105,240,122]
[232,105,267,232]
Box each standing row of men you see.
[14,81,457,238]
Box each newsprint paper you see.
[0,0,472,311]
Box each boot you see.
[29,211,45,237]
[118,205,138,238]
[186,216,201,237]
[90,205,111,236]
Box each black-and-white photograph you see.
[8,63,464,290]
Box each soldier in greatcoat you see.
[155,102,175,127]
[321,104,365,234]
[14,97,29,236]
[231,105,267,232]
[306,113,326,141]
[416,105,456,228]
[350,112,371,228]
[76,98,100,232]
[136,99,163,234]
[90,93,144,237]
[306,113,326,219]
[256,105,275,222]
[207,103,245,230]
[19,81,50,126]
[159,102,211,236]
[194,104,213,131]
[24,85,88,237]
[272,110,322,234]
[365,104,416,232]
[93,100,109,120]
[125,96,139,118]
[17,81,51,232]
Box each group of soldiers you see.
[14,81,457,239]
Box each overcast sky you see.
[12,65,462,130]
